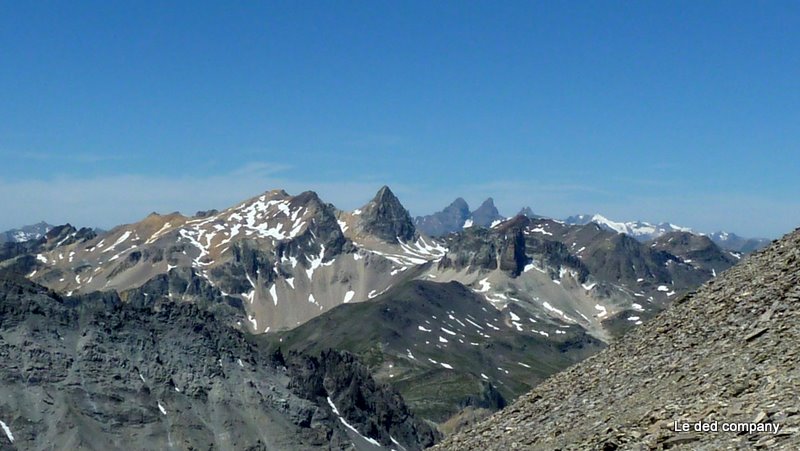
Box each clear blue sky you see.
[1,1,798,237]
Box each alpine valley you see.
[0,186,755,449]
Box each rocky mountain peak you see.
[267,188,291,198]
[0,221,54,244]
[517,206,540,219]
[476,197,495,210]
[470,198,503,227]
[414,198,471,237]
[358,186,415,243]
[447,197,470,214]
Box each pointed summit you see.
[518,207,542,219]
[358,186,415,243]
[446,197,470,214]
[413,197,472,237]
[470,198,503,227]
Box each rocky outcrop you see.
[357,186,416,243]
[287,350,440,450]
[438,216,587,280]
[436,228,800,450]
[650,231,738,274]
[0,272,436,450]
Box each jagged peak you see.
[357,186,415,243]
[447,197,470,211]
[369,185,400,205]
[266,188,290,198]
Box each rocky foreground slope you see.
[0,272,437,450]
[436,228,800,450]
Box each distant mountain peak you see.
[563,213,693,241]
[373,185,395,201]
[518,207,540,219]
[470,198,503,227]
[0,221,54,244]
[414,198,471,237]
[447,197,470,212]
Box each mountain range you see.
[0,185,748,443]
[0,222,53,244]
[0,271,437,450]
[412,201,768,255]
[563,213,770,254]
[437,226,800,450]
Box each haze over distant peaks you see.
[0,221,53,244]
[413,197,503,237]
[563,213,769,253]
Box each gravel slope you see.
[436,228,800,450]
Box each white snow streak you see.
[0,420,14,443]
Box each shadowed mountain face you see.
[0,272,437,450]
[268,280,604,423]
[469,199,502,228]
[356,186,417,244]
[650,231,738,275]
[436,227,800,450]
[413,198,471,237]
[414,198,503,237]
[707,231,771,254]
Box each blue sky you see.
[1,1,798,237]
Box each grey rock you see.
[434,227,800,450]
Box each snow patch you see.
[477,278,491,293]
[594,304,608,318]
[269,285,278,305]
[327,397,381,446]
[0,421,13,443]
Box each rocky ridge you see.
[413,198,503,237]
[17,188,733,345]
[0,272,436,450]
[25,188,446,333]
[0,222,53,244]
[271,280,603,423]
[436,228,800,450]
